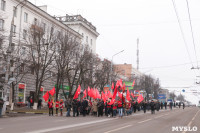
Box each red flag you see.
[137,94,144,103]
[43,91,49,102]
[122,82,126,92]
[112,88,118,99]
[89,88,94,98]
[83,89,87,98]
[108,98,115,105]
[93,88,97,99]
[131,92,135,98]
[73,85,81,99]
[108,91,112,98]
[111,82,114,90]
[132,80,135,87]
[88,86,90,93]
[101,92,106,102]
[126,87,131,101]
[49,87,55,96]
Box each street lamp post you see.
[110,50,124,90]
[2,0,27,115]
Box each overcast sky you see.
[29,0,200,104]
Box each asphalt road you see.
[0,107,199,133]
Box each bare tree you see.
[26,22,57,108]
[54,31,80,100]
[169,92,177,101]
[176,94,185,102]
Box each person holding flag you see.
[48,99,53,116]
[55,100,60,116]
[60,99,64,116]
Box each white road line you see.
[138,119,152,124]
[182,109,200,133]
[155,115,164,119]
[0,128,3,130]
[25,118,117,133]
[104,125,132,133]
[54,119,68,122]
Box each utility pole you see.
[137,38,139,70]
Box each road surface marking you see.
[138,119,151,123]
[182,109,200,133]
[0,128,3,130]
[155,115,164,118]
[25,118,117,133]
[104,125,132,133]
[54,119,68,122]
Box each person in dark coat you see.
[160,102,163,109]
[72,99,77,117]
[156,101,160,111]
[150,100,156,114]
[65,99,72,117]
[164,101,167,110]
[76,100,81,116]
[133,101,137,113]
[178,102,181,108]
[142,101,147,113]
[97,99,104,117]
[82,98,88,117]
[170,101,173,110]
[38,99,42,109]
[183,102,185,109]
[0,98,4,117]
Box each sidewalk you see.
[6,106,50,115]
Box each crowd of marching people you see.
[47,98,185,117]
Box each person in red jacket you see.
[48,99,53,116]
[55,100,59,116]
[60,99,64,116]
[117,100,123,118]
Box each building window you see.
[86,36,88,43]
[13,6,17,17]
[0,19,4,30]
[1,0,6,11]
[12,25,16,36]
[91,39,92,46]
[34,18,37,25]
[24,12,28,23]
[23,29,27,39]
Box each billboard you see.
[124,82,134,90]
[158,94,166,99]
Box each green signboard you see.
[55,84,69,90]
[124,82,134,90]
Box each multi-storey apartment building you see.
[0,0,98,105]
[55,14,99,54]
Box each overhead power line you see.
[171,0,197,76]
[185,0,199,67]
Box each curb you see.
[6,111,48,114]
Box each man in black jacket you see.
[150,100,156,114]
[0,98,4,117]
[82,98,88,117]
